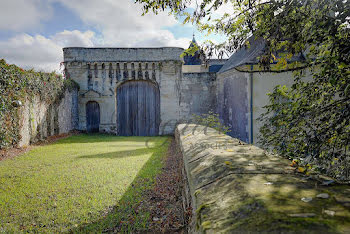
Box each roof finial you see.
[192,31,196,43]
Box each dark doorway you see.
[86,101,100,133]
[117,81,160,136]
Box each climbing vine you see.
[0,59,79,149]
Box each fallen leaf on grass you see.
[316,193,329,199]
[324,210,335,216]
[301,197,313,202]
[297,167,306,173]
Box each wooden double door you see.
[117,81,160,136]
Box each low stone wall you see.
[18,89,78,147]
[175,124,350,233]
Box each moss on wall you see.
[176,124,350,233]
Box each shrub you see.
[192,111,231,135]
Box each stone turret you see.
[183,34,202,65]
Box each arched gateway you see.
[117,80,160,136]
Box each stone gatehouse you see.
[63,45,217,136]
[63,37,308,143]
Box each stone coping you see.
[175,124,350,233]
[63,47,184,62]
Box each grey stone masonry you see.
[63,47,184,62]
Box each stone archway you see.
[117,80,160,136]
[86,101,100,133]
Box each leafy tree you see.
[135,0,350,180]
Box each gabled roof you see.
[219,37,266,73]
[209,64,224,73]
[219,37,306,73]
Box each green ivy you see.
[0,59,79,149]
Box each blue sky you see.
[0,0,226,72]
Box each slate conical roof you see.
[183,35,202,65]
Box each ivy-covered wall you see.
[0,59,79,149]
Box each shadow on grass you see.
[76,147,156,160]
[69,137,172,233]
[53,133,165,145]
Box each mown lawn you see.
[0,134,170,233]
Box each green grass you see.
[0,134,170,233]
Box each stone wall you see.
[63,47,184,62]
[250,71,300,144]
[216,68,313,144]
[175,123,277,232]
[178,72,217,120]
[182,65,209,73]
[18,89,78,147]
[175,124,350,233]
[216,69,250,143]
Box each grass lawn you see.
[0,134,170,233]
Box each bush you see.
[192,111,231,135]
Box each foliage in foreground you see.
[0,59,78,149]
[0,134,170,233]
[192,111,231,134]
[135,0,350,180]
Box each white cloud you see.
[0,29,190,72]
[56,0,190,47]
[0,0,53,31]
[213,2,234,18]
[132,30,190,48]
[52,30,95,47]
[0,0,195,71]
[187,0,232,17]
[0,30,95,72]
